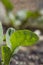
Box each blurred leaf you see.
[26,11,40,19]
[1,0,14,11]
[0,22,3,46]
[1,46,11,65]
[10,30,39,51]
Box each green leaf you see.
[1,0,13,11]
[26,11,40,19]
[0,22,3,46]
[6,28,15,49]
[1,46,12,65]
[10,30,39,51]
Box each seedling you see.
[0,22,39,65]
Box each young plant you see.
[0,22,39,65]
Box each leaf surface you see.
[1,46,12,65]
[10,30,39,50]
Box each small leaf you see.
[1,0,13,11]
[1,46,12,65]
[0,22,3,46]
[6,28,15,49]
[10,30,39,51]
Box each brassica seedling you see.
[0,22,39,65]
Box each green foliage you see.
[1,28,15,65]
[1,0,13,11]
[2,30,39,65]
[10,30,39,51]
[1,46,11,65]
[26,11,40,19]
